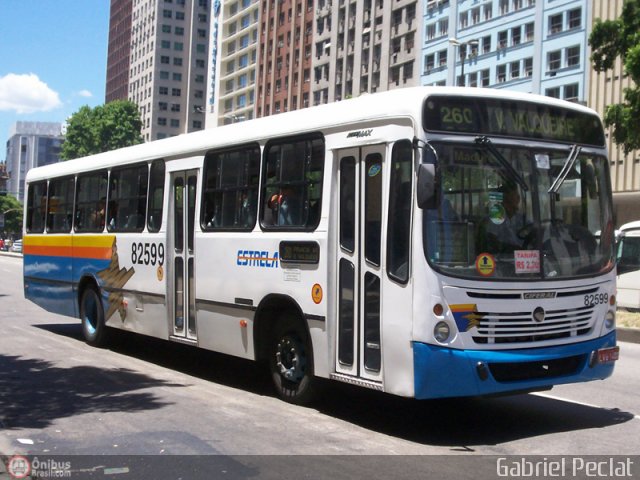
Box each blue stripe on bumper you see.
[413,331,617,399]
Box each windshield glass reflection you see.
[423,142,615,280]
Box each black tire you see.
[269,317,316,405]
[80,286,109,347]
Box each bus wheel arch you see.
[253,295,316,404]
[78,276,109,347]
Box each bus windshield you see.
[423,140,615,280]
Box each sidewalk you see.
[617,326,640,344]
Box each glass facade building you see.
[421,0,590,103]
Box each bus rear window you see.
[26,181,47,233]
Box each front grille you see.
[489,355,584,382]
[471,305,594,344]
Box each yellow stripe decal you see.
[23,235,115,259]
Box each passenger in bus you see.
[268,187,300,226]
[237,192,254,227]
[278,187,298,225]
[91,198,106,230]
[107,200,118,230]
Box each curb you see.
[618,326,640,344]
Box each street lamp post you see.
[449,38,479,87]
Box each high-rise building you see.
[212,0,260,126]
[105,0,212,141]
[421,0,589,103]
[106,0,133,103]
[4,122,62,202]
[256,0,315,117]
[589,0,640,224]
[312,0,421,105]
[209,0,420,122]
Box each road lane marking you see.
[533,392,640,420]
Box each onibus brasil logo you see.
[6,455,71,478]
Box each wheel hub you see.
[276,336,306,383]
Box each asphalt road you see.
[0,254,638,479]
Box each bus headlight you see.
[434,321,451,343]
[604,310,615,329]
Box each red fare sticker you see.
[515,250,540,274]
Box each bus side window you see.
[387,140,413,283]
[147,160,165,233]
[47,177,75,234]
[201,144,260,231]
[261,134,325,230]
[75,171,108,233]
[108,163,148,233]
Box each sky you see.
[0,0,110,151]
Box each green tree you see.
[0,194,23,237]
[589,0,640,153]
[61,100,143,160]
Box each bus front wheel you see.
[269,318,315,405]
[80,286,108,347]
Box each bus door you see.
[335,145,385,383]
[169,170,198,341]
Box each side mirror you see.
[417,163,436,209]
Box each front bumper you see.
[413,331,617,399]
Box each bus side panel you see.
[195,234,262,360]
[194,233,330,373]
[72,234,117,325]
[99,235,169,341]
[23,235,77,318]
[381,279,415,397]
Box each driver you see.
[483,183,527,252]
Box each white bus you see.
[23,87,619,404]
[616,221,640,311]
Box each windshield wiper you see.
[548,144,582,194]
[475,136,528,192]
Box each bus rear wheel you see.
[80,286,108,347]
[269,319,315,405]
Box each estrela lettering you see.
[237,250,279,268]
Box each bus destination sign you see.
[423,95,605,146]
[279,241,320,265]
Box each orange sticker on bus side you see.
[312,284,323,304]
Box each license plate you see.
[597,346,619,364]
